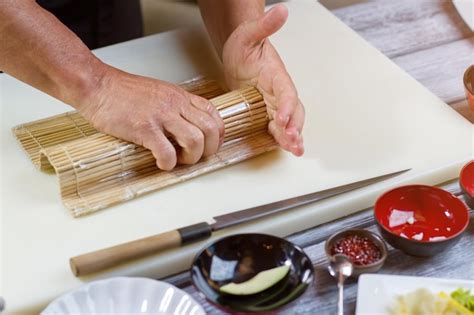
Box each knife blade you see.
[211,168,409,230]
[70,168,409,277]
[453,0,474,31]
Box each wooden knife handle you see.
[70,222,212,277]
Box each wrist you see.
[59,55,110,113]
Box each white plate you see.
[41,277,205,315]
[356,274,474,315]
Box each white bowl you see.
[42,277,205,315]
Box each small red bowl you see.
[464,65,474,111]
[460,161,474,208]
[374,185,469,256]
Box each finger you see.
[269,120,304,157]
[268,120,291,151]
[284,100,305,154]
[142,129,177,171]
[273,72,299,128]
[163,118,205,165]
[189,94,225,143]
[241,4,288,46]
[181,102,220,157]
[296,135,304,156]
[286,100,305,137]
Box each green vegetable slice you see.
[219,265,290,295]
[451,288,474,313]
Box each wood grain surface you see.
[393,37,474,104]
[332,0,473,58]
[175,1,474,314]
[333,0,474,122]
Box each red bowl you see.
[460,161,474,208]
[374,185,469,256]
[464,65,474,111]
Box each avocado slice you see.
[219,265,290,295]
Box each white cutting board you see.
[1,0,472,313]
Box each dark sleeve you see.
[37,0,143,49]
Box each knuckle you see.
[186,130,204,148]
[192,95,216,113]
[160,145,176,160]
[155,90,185,115]
[167,92,185,108]
[201,118,218,136]
[165,89,188,108]
[158,114,176,128]
[132,117,154,133]
[205,102,216,113]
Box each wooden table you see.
[166,1,474,314]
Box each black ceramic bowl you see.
[191,233,313,313]
[325,229,387,277]
[374,185,470,257]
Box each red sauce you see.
[330,235,381,265]
[375,186,469,242]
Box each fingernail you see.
[286,128,299,141]
[285,128,295,136]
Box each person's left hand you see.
[222,4,304,156]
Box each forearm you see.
[197,0,265,56]
[0,0,106,109]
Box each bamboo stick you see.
[14,79,277,217]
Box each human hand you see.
[78,66,225,171]
[222,4,305,156]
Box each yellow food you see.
[391,288,474,315]
[439,292,473,315]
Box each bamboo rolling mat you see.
[13,78,278,217]
[13,77,226,171]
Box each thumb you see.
[240,4,288,46]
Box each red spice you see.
[330,235,381,265]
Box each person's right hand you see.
[78,66,225,171]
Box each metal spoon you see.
[328,254,354,315]
[0,296,5,312]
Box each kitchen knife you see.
[70,169,409,277]
[453,0,474,31]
